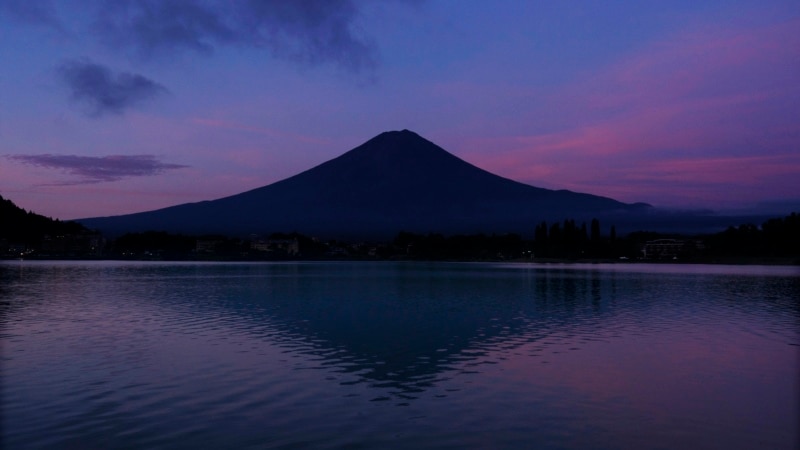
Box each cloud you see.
[6,154,188,184]
[457,18,800,208]
[92,0,379,73]
[91,0,234,56]
[56,58,167,117]
[0,0,63,29]
[3,0,425,75]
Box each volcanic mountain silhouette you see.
[79,130,650,237]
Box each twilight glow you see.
[1,1,798,219]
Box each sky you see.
[1,0,798,220]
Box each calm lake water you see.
[2,261,798,449]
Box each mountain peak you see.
[79,130,649,238]
[377,129,419,138]
[362,129,430,149]
[344,129,452,164]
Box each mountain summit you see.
[79,130,650,237]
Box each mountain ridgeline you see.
[79,130,651,238]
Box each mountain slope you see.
[79,130,650,237]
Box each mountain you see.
[79,130,651,238]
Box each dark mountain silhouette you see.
[79,130,652,238]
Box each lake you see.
[1,261,798,449]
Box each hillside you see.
[1,195,88,243]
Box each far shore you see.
[4,255,798,266]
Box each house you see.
[250,237,300,256]
[196,239,222,254]
[642,239,684,259]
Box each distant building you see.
[642,238,704,259]
[250,237,300,256]
[196,239,222,254]
[643,239,683,259]
[40,232,105,257]
[2,240,27,257]
[268,238,300,256]
[250,239,270,252]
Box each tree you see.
[590,218,600,242]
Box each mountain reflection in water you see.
[2,261,798,449]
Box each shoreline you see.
[3,256,798,266]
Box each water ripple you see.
[2,261,797,449]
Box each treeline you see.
[392,232,526,260]
[388,225,641,261]
[393,219,629,260]
[392,219,620,260]
[706,212,800,257]
[532,218,618,259]
[107,231,330,260]
[395,213,800,261]
[111,231,200,258]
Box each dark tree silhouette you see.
[1,195,89,245]
[591,218,600,242]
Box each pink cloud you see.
[578,154,800,207]
[459,18,800,207]
[582,18,800,111]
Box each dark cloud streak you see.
[56,59,167,117]
[7,154,187,184]
[92,0,235,56]
[0,0,63,29]
[1,0,399,74]
[92,0,379,73]
[238,0,376,72]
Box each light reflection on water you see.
[1,261,798,449]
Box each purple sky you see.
[1,0,798,220]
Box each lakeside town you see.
[2,196,797,263]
